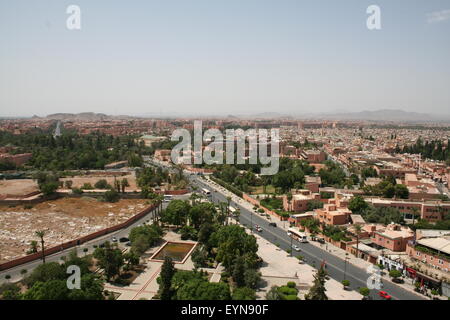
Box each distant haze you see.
[1,0,450,117]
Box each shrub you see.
[287,281,296,288]
[359,287,370,297]
[81,183,94,190]
[389,269,402,279]
[94,179,109,189]
[72,187,83,195]
[103,189,120,203]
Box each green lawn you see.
[249,185,276,195]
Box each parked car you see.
[125,242,132,247]
[111,237,118,242]
[119,237,129,243]
[269,222,277,227]
[255,226,262,232]
[378,291,392,300]
[392,277,404,284]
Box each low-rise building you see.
[305,176,321,193]
[406,236,450,273]
[154,149,172,162]
[0,153,32,166]
[371,223,415,252]
[283,190,320,212]
[316,203,352,226]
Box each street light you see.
[290,236,293,256]
[343,253,349,281]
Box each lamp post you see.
[343,253,349,281]
[290,236,293,256]
[250,210,253,233]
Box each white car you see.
[111,237,118,242]
[292,245,300,252]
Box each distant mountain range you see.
[309,109,437,122]
[20,109,450,123]
[45,112,109,121]
[246,109,448,122]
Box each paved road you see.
[191,176,426,301]
[0,203,167,284]
[436,182,450,197]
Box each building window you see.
[416,252,421,257]
[438,260,444,265]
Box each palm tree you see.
[29,240,38,254]
[218,201,227,226]
[189,192,199,206]
[121,178,129,193]
[35,230,46,263]
[353,224,363,258]
[226,196,232,225]
[156,194,164,221]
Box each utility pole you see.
[343,253,349,281]
[290,236,293,256]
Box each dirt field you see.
[0,197,149,264]
[60,172,138,190]
[0,179,38,196]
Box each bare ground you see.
[0,197,149,263]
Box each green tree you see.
[232,287,256,300]
[23,280,70,300]
[348,195,368,214]
[244,268,261,289]
[121,178,129,193]
[265,285,281,300]
[123,251,140,269]
[93,242,124,281]
[103,189,120,202]
[394,184,409,199]
[305,265,328,300]
[176,279,231,300]
[23,262,66,288]
[94,179,109,189]
[359,287,370,298]
[232,255,246,287]
[161,200,191,227]
[28,240,38,254]
[35,230,46,263]
[40,182,59,196]
[389,269,402,280]
[159,257,175,300]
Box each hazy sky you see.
[1,0,450,117]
